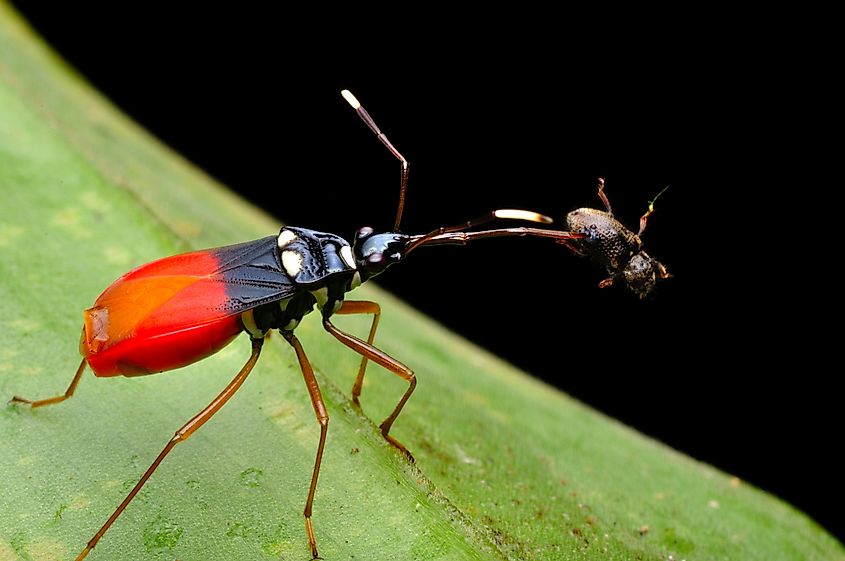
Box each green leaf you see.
[0,5,842,561]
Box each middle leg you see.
[322,314,416,460]
[280,330,330,559]
[333,300,381,405]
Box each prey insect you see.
[10,90,585,560]
[559,177,671,297]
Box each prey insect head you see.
[621,252,670,298]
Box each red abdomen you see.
[79,249,245,377]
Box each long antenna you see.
[342,90,409,231]
[404,209,552,254]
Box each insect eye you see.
[579,223,600,242]
[356,226,374,241]
[366,252,388,271]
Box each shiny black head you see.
[352,227,412,283]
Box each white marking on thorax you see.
[340,245,357,269]
[277,229,297,248]
[282,250,303,277]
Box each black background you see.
[9,4,840,543]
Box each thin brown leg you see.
[322,317,416,461]
[280,330,328,560]
[596,177,613,214]
[74,337,263,561]
[598,277,615,289]
[10,357,87,408]
[638,207,655,237]
[334,300,381,406]
[638,185,670,237]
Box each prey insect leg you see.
[638,185,670,237]
[596,177,613,214]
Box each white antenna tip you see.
[341,89,361,109]
[493,209,553,224]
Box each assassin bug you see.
[559,178,671,297]
[10,90,585,560]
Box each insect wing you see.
[83,236,295,357]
